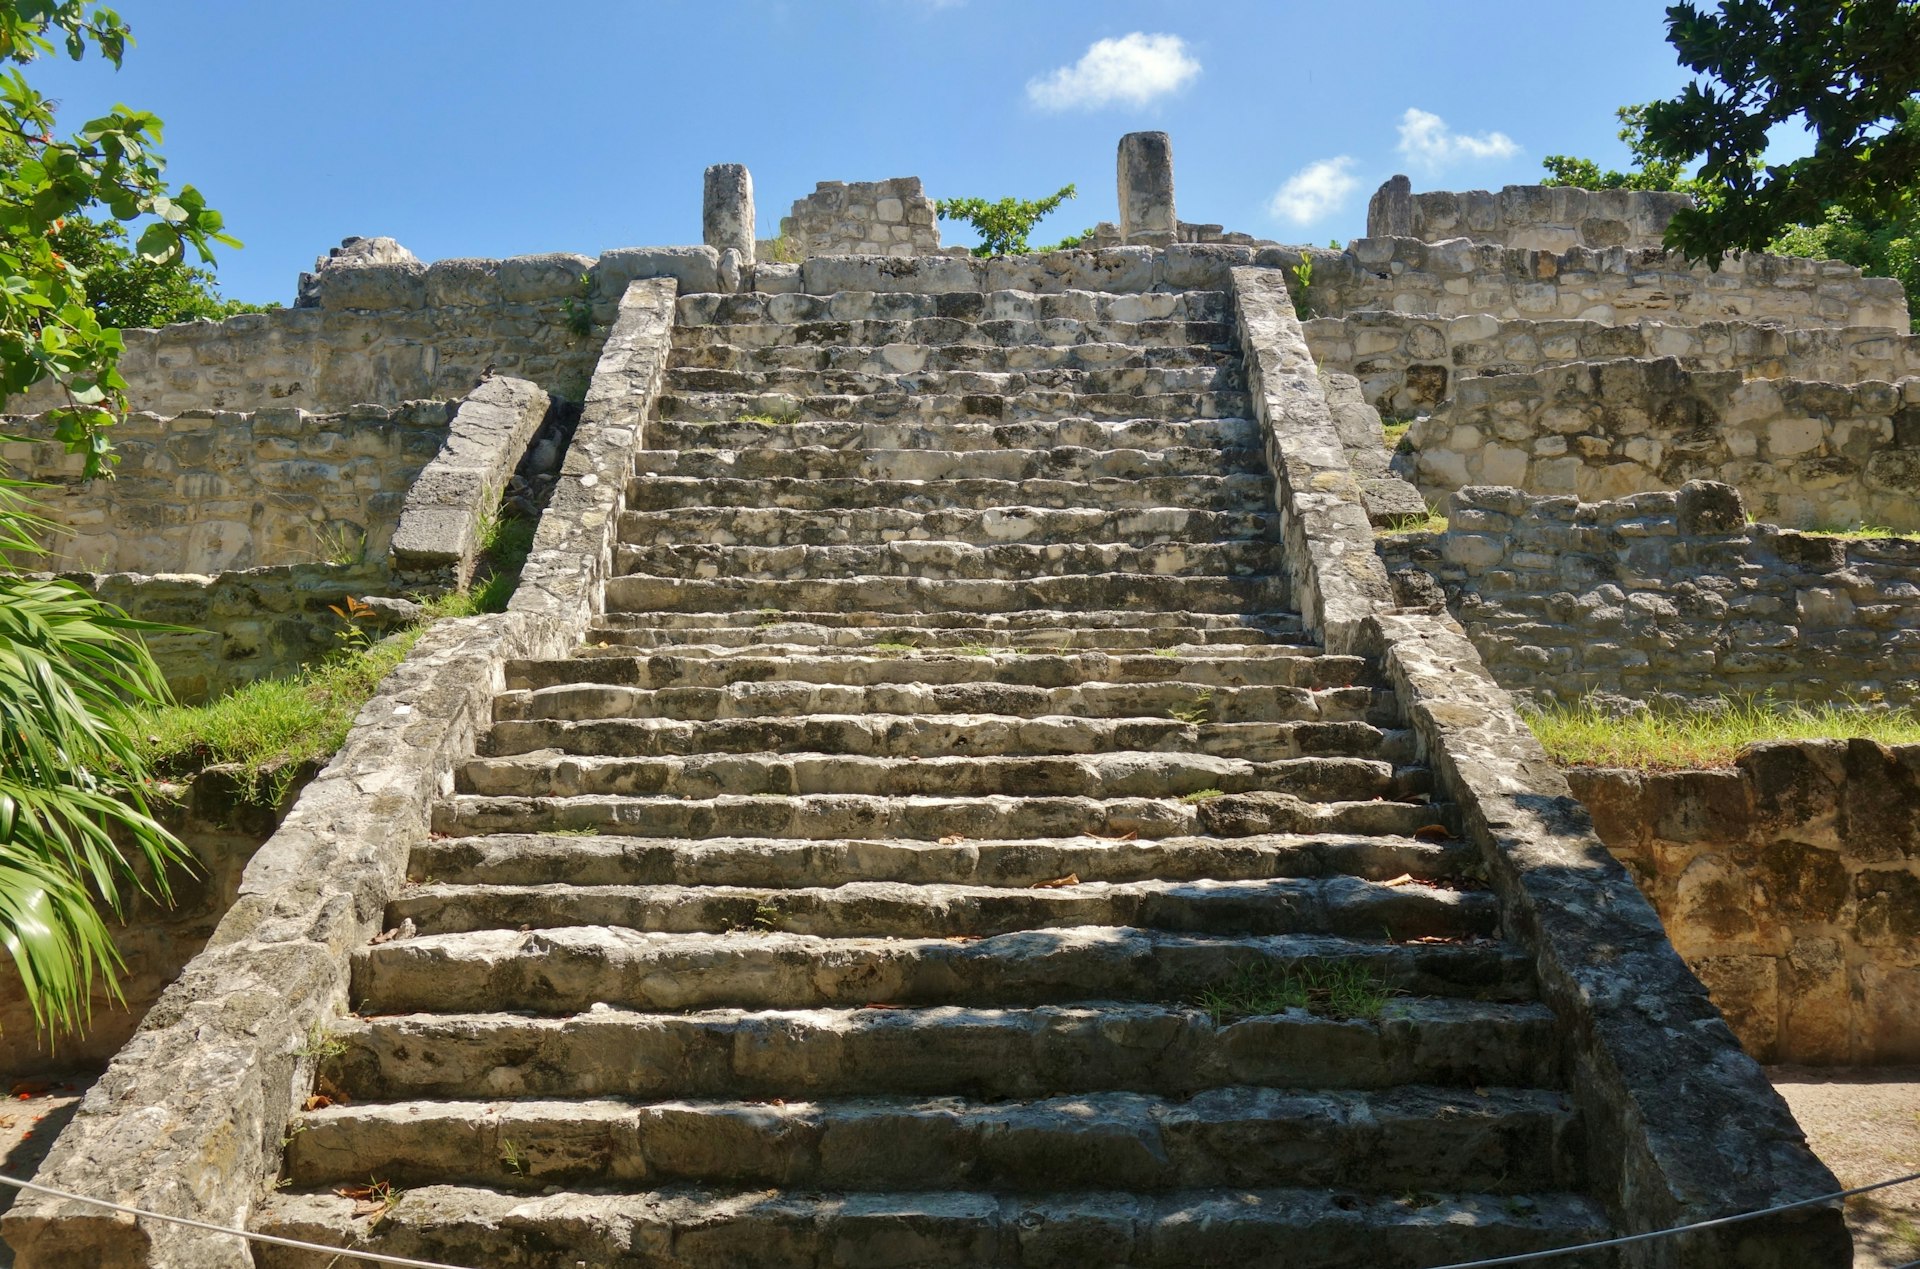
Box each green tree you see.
[1542,105,1705,194]
[48,213,268,328]
[0,1,237,478]
[1634,0,1920,263]
[0,2,237,1036]
[936,183,1078,256]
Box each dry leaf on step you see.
[1381,874,1415,888]
[938,835,968,845]
[1032,873,1080,889]
[1413,824,1451,841]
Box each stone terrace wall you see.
[1382,482,1920,707]
[0,761,318,1073]
[1367,176,1693,252]
[1305,312,1920,416]
[3,401,453,573]
[1570,741,1920,1065]
[84,562,394,702]
[777,178,941,257]
[1398,358,1920,529]
[1286,237,1909,331]
[11,252,604,417]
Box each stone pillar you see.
[703,163,755,265]
[1367,175,1414,239]
[1117,132,1176,245]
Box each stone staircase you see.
[251,285,1613,1266]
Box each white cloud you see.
[1267,157,1359,224]
[1396,108,1519,171]
[1026,33,1200,111]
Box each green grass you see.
[1380,418,1414,452]
[128,629,423,799]
[126,500,544,798]
[1802,523,1920,541]
[1193,961,1399,1024]
[1376,509,1447,536]
[951,644,995,657]
[735,407,802,426]
[1526,696,1920,770]
[1179,788,1226,803]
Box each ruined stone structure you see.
[1399,361,1920,529]
[1367,174,1692,251]
[1383,482,1920,706]
[775,176,941,258]
[2,144,1884,1267]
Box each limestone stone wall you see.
[1283,238,1909,331]
[0,761,318,1073]
[82,561,396,702]
[777,178,940,257]
[1382,482,1920,707]
[11,252,604,417]
[1396,359,1920,529]
[1570,741,1920,1065]
[4,401,453,574]
[1305,312,1920,416]
[1367,176,1692,252]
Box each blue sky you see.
[31,0,1717,304]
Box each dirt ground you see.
[1772,1066,1920,1269]
[0,1070,93,1268]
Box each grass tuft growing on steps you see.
[1526,696,1920,770]
[1194,961,1399,1024]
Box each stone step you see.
[652,388,1255,425]
[614,504,1279,550]
[410,830,1474,890]
[578,621,1320,654]
[644,415,1262,453]
[492,680,1369,726]
[674,288,1232,327]
[671,314,1237,351]
[661,364,1245,398]
[668,338,1233,375]
[352,926,1533,1016]
[388,873,1492,943]
[429,791,1446,843]
[319,997,1552,1104]
[629,444,1268,483]
[614,540,1284,582]
[600,573,1291,617]
[505,645,1328,692]
[451,752,1414,803]
[478,716,1403,763]
[623,473,1275,513]
[282,1084,1577,1195]
[252,1183,1611,1269]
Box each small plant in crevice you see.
[1193,960,1400,1024]
[328,595,380,653]
[1288,254,1315,318]
[561,272,595,339]
[1168,689,1214,725]
[1179,788,1225,803]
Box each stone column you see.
[1367,175,1414,239]
[1117,132,1176,245]
[703,163,755,265]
